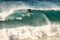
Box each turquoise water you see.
[0,10,60,28]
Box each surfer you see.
[28,9,31,13]
[27,9,31,16]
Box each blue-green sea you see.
[0,1,60,40]
[0,10,60,28]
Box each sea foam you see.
[0,23,60,40]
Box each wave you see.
[0,1,60,40]
[0,1,60,21]
[0,23,60,40]
[0,1,60,11]
[0,9,60,40]
[0,9,60,22]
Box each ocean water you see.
[0,10,60,28]
[0,10,49,28]
[0,9,60,40]
[0,1,60,40]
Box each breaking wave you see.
[0,10,60,40]
[0,1,60,40]
[0,1,60,21]
[0,23,60,40]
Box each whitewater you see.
[0,23,60,40]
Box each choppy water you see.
[0,1,60,40]
[0,10,60,28]
[0,10,60,40]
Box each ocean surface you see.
[0,1,60,40]
[0,10,60,40]
[0,10,60,28]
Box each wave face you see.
[0,10,51,26]
[6,10,60,22]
